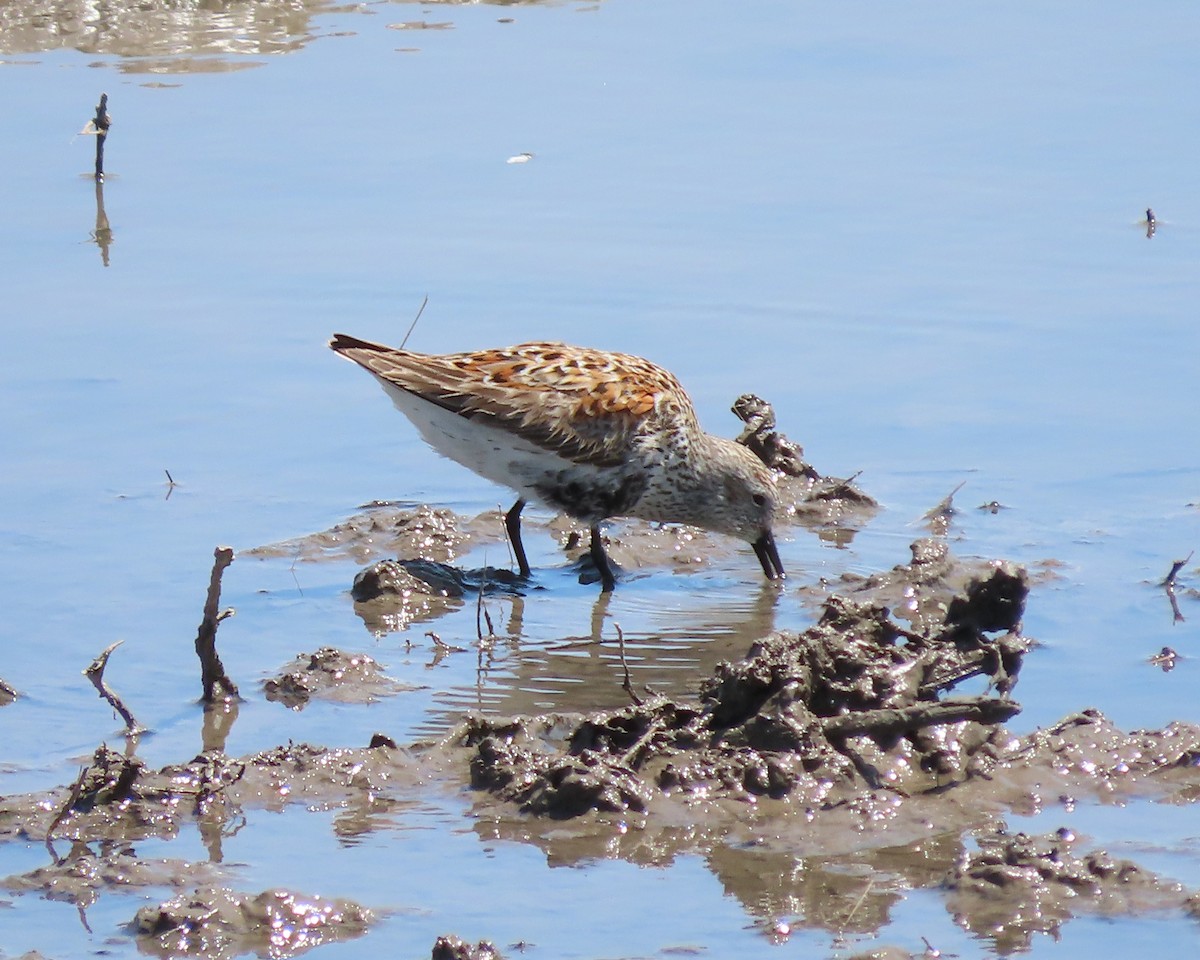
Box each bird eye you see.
[752,493,767,508]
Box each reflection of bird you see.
[330,334,785,592]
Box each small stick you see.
[837,877,874,935]
[45,764,89,845]
[194,547,238,701]
[923,480,966,521]
[821,696,1018,739]
[426,631,466,653]
[398,294,429,349]
[1161,550,1193,588]
[91,93,111,183]
[1162,551,1191,624]
[424,628,465,667]
[497,504,516,573]
[83,640,142,735]
[614,622,641,704]
[475,565,495,641]
[617,718,662,770]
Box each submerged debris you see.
[431,935,504,960]
[134,887,373,959]
[6,847,224,910]
[351,558,525,635]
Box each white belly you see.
[378,381,606,506]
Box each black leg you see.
[589,524,617,593]
[504,499,532,578]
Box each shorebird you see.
[330,334,785,592]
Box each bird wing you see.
[330,334,696,467]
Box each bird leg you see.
[504,499,532,578]
[589,524,617,593]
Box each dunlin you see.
[330,334,784,591]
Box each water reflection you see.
[0,0,602,72]
[89,181,113,267]
[414,576,784,734]
[0,0,327,64]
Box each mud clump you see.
[732,392,879,533]
[5,847,224,909]
[263,647,413,708]
[134,887,373,959]
[246,503,476,566]
[944,827,1193,954]
[456,558,1031,818]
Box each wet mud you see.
[263,647,417,708]
[134,887,373,959]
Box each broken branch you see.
[90,93,111,183]
[194,546,238,702]
[84,640,143,735]
[821,696,1019,740]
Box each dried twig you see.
[194,547,238,701]
[45,764,88,846]
[614,622,641,704]
[83,640,142,735]
[1161,550,1193,588]
[1162,550,1192,624]
[838,877,874,935]
[1149,646,1179,672]
[821,696,1018,739]
[475,566,495,641]
[426,631,466,653]
[89,93,111,183]
[923,481,966,522]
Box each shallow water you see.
[2,0,1200,956]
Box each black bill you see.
[752,530,785,580]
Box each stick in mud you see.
[475,567,495,641]
[195,546,238,702]
[1161,550,1192,589]
[1161,550,1192,624]
[923,480,966,522]
[84,639,143,735]
[820,696,1019,740]
[90,93,111,183]
[45,764,88,845]
[614,622,641,704]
